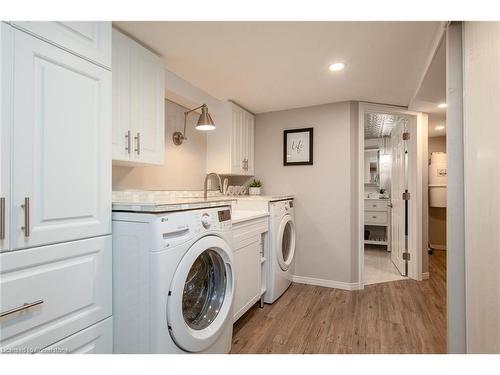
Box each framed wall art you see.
[283,127,313,166]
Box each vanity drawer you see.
[364,200,388,212]
[365,211,388,225]
[0,236,112,352]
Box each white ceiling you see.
[114,21,442,113]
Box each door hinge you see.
[403,252,411,261]
[402,191,410,200]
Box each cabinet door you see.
[0,24,12,252]
[111,29,131,162]
[11,30,111,250]
[233,239,261,322]
[0,236,112,352]
[12,22,111,68]
[130,40,165,165]
[40,317,113,354]
[231,107,244,174]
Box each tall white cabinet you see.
[112,28,165,166]
[207,102,255,175]
[0,22,112,354]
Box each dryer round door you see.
[167,235,234,353]
[276,215,296,271]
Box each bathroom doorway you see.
[358,102,427,287]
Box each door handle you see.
[0,197,5,240]
[0,299,44,318]
[125,130,131,154]
[21,197,30,237]
[134,132,141,155]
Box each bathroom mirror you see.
[364,149,380,185]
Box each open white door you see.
[390,121,408,276]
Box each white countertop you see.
[231,210,269,224]
[235,194,294,202]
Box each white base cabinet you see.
[112,28,165,166]
[232,216,268,322]
[40,317,113,354]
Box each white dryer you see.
[264,199,296,304]
[112,206,234,353]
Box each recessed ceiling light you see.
[435,125,445,130]
[437,103,447,108]
[329,62,345,72]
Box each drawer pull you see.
[0,299,44,318]
[134,132,141,155]
[21,197,30,237]
[125,130,131,154]
[372,216,377,219]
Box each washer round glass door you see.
[276,215,296,271]
[167,235,234,352]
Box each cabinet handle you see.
[125,130,131,154]
[0,299,44,318]
[21,197,30,237]
[0,197,5,240]
[134,132,141,155]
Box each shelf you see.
[364,240,388,245]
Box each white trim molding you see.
[292,275,363,291]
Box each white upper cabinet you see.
[112,29,165,166]
[10,29,111,250]
[11,22,111,68]
[0,23,12,252]
[207,102,255,175]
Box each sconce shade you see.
[195,105,216,131]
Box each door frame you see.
[358,102,427,288]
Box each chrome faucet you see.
[204,172,222,200]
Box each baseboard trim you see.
[291,275,363,291]
[422,272,430,280]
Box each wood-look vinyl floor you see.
[231,250,446,354]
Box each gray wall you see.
[113,100,207,191]
[254,101,359,284]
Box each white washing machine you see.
[112,206,234,353]
[264,199,296,304]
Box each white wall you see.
[112,100,207,190]
[254,101,359,285]
[463,21,500,353]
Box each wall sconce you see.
[172,104,216,146]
